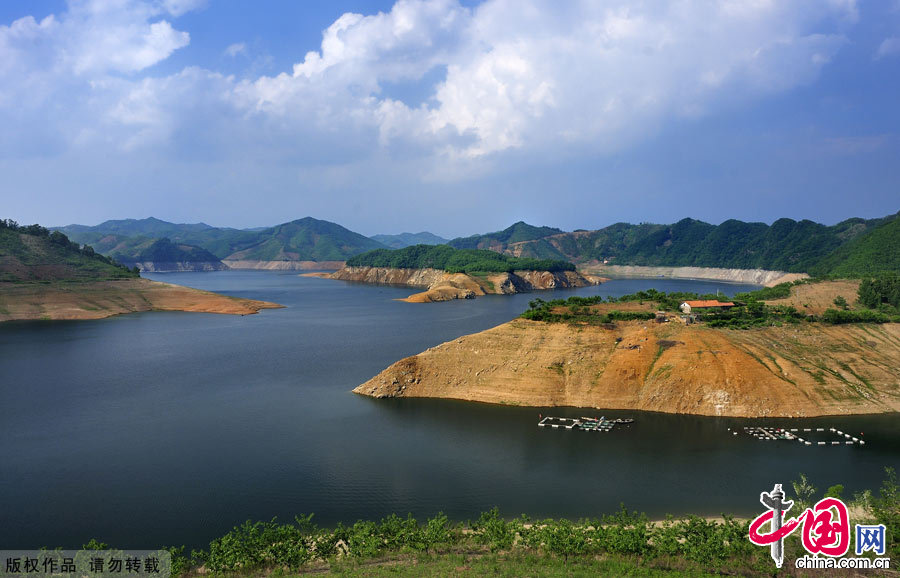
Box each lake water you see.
[1,271,897,549]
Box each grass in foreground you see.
[111,468,900,577]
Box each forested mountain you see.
[346,244,575,274]
[225,218,384,261]
[53,210,900,275]
[108,238,226,270]
[449,213,898,275]
[0,220,138,282]
[449,222,564,250]
[57,217,386,262]
[811,214,900,276]
[370,232,448,249]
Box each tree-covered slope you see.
[370,231,448,249]
[0,220,138,282]
[225,217,385,261]
[812,213,900,276]
[58,216,214,238]
[346,244,575,273]
[449,221,564,250]
[490,214,895,274]
[110,237,224,266]
[58,216,386,262]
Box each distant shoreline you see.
[578,264,807,287]
[304,266,604,302]
[0,278,283,323]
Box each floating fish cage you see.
[538,415,633,432]
[731,426,865,446]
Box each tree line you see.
[1,218,139,276]
[346,244,576,273]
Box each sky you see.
[0,0,898,238]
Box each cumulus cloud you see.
[875,36,900,59]
[230,0,855,161]
[0,0,858,166]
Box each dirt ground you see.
[0,278,283,322]
[355,313,900,418]
[765,280,862,315]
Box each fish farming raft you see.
[732,426,865,446]
[538,416,633,432]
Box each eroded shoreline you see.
[0,278,283,322]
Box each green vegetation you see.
[858,274,900,313]
[120,238,222,265]
[56,210,900,274]
[447,212,900,277]
[449,221,563,250]
[520,282,900,328]
[733,280,810,301]
[0,219,138,282]
[76,468,897,577]
[812,214,900,276]
[346,244,576,273]
[57,216,386,262]
[521,296,655,324]
[369,231,448,249]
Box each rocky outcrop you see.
[579,265,807,287]
[129,261,228,272]
[223,260,345,270]
[308,266,603,302]
[327,266,446,287]
[354,319,900,417]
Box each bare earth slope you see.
[306,266,603,302]
[355,318,900,417]
[579,264,807,287]
[0,278,283,322]
[763,279,861,315]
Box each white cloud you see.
[0,0,858,166]
[875,36,900,59]
[227,0,854,160]
[224,42,246,57]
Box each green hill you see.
[0,220,138,282]
[460,213,897,275]
[812,213,900,276]
[225,217,384,261]
[449,221,563,250]
[370,231,448,249]
[108,237,226,270]
[58,216,386,262]
[59,216,215,238]
[346,244,575,274]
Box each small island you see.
[305,244,604,302]
[355,278,900,417]
[0,220,282,322]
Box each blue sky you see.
[0,0,898,238]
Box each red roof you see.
[682,300,734,308]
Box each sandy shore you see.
[0,278,283,322]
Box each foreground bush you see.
[82,468,898,576]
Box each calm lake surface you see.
[1,271,897,549]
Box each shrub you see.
[473,507,515,552]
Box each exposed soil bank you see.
[305,266,603,302]
[0,278,283,322]
[355,318,900,417]
[223,260,344,270]
[129,261,228,272]
[579,264,807,287]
